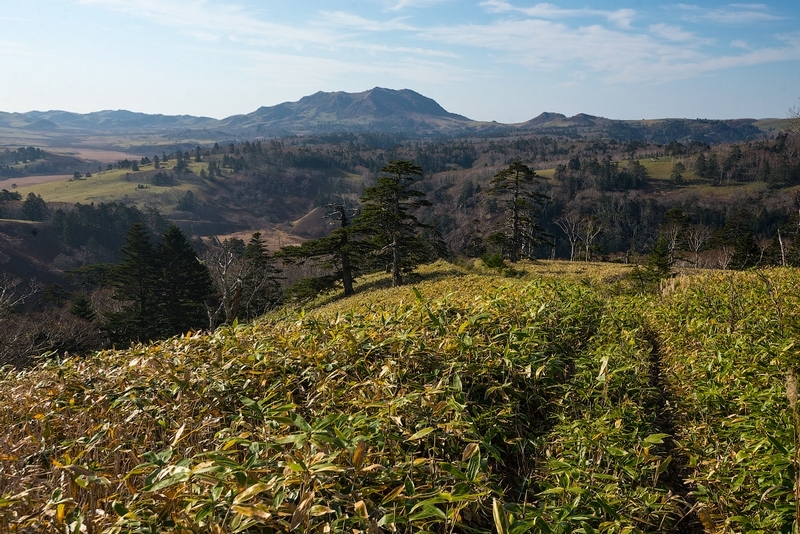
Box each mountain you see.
[0,88,789,148]
[219,87,474,136]
[0,110,217,133]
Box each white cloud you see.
[649,23,699,42]
[78,0,337,48]
[386,0,452,11]
[242,50,474,88]
[315,11,417,32]
[480,1,636,28]
[422,14,800,85]
[730,40,749,49]
[671,3,783,24]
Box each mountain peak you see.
[234,88,471,135]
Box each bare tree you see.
[202,236,247,328]
[555,215,582,262]
[790,99,800,134]
[580,217,603,261]
[660,222,683,265]
[685,225,712,268]
[711,245,734,270]
[0,273,42,318]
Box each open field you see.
[45,147,147,163]
[15,163,209,208]
[0,174,72,189]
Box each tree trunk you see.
[392,235,402,287]
[341,250,354,296]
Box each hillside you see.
[2,262,799,532]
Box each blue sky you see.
[2,1,799,122]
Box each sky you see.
[2,1,799,122]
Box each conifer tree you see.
[241,232,282,317]
[278,203,364,298]
[152,225,215,338]
[355,160,430,287]
[105,224,215,343]
[486,161,550,262]
[105,223,157,342]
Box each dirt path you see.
[646,331,706,533]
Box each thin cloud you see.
[315,11,418,32]
[78,0,338,48]
[649,23,701,42]
[480,1,636,28]
[242,50,474,87]
[671,3,783,24]
[387,0,452,11]
[422,15,800,85]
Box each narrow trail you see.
[646,331,706,534]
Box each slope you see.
[7,262,798,531]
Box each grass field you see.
[4,261,799,532]
[16,162,211,212]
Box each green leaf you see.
[439,462,469,481]
[408,504,446,521]
[291,413,312,432]
[412,287,423,302]
[643,433,670,446]
[144,469,190,492]
[492,498,510,534]
[408,427,434,440]
[767,434,788,454]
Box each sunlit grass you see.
[17,163,210,210]
[3,263,800,531]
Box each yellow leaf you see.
[290,491,315,530]
[56,503,65,523]
[233,483,272,505]
[170,423,186,447]
[232,504,272,521]
[492,498,508,534]
[309,505,335,516]
[461,443,480,462]
[381,485,405,504]
[360,463,383,472]
[354,500,368,519]
[353,440,367,470]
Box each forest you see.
[1,126,800,366]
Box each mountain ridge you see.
[0,87,788,146]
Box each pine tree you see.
[630,234,673,292]
[278,203,364,298]
[241,232,282,317]
[723,210,760,270]
[355,160,430,287]
[486,161,550,262]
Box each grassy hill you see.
[2,261,799,532]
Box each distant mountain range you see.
[0,87,788,147]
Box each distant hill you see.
[0,87,791,148]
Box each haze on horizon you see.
[2,0,799,123]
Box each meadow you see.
[1,261,799,533]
